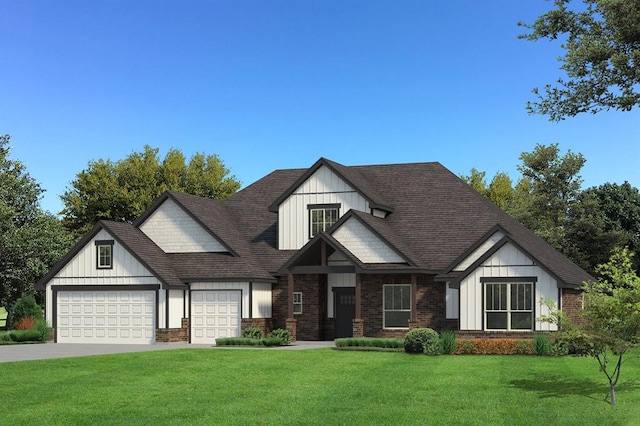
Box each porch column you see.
[409,274,419,329]
[353,273,364,337]
[286,273,297,342]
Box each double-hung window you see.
[308,204,340,238]
[484,281,533,330]
[293,292,303,315]
[383,284,411,328]
[95,240,114,269]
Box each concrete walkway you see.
[0,340,335,363]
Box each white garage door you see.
[57,291,155,344]
[191,291,241,344]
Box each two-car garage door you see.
[56,290,155,344]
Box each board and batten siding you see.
[453,231,505,271]
[458,242,558,332]
[139,198,227,253]
[332,219,405,263]
[43,229,162,326]
[168,289,186,328]
[190,282,272,319]
[278,165,370,250]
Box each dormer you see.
[269,158,394,250]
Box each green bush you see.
[9,329,42,342]
[0,332,11,342]
[36,319,51,341]
[404,328,439,354]
[513,340,533,355]
[241,327,263,339]
[439,331,457,355]
[533,334,551,356]
[268,328,292,345]
[459,339,476,354]
[9,295,43,329]
[215,337,283,347]
[334,337,404,348]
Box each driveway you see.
[0,341,334,363]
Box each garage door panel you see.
[191,290,241,344]
[57,290,155,344]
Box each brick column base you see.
[353,319,364,338]
[286,318,297,342]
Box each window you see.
[293,292,303,315]
[484,282,533,330]
[95,240,114,269]
[308,204,340,238]
[383,284,411,328]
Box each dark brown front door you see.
[334,288,355,338]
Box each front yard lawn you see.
[2,348,639,425]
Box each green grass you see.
[1,349,639,425]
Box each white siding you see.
[43,229,162,325]
[278,166,370,250]
[327,273,355,318]
[446,282,459,319]
[458,242,558,331]
[453,231,505,271]
[252,282,272,318]
[139,198,227,253]
[168,289,185,328]
[333,218,405,263]
[190,282,272,319]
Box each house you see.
[36,158,593,344]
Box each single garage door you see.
[191,290,241,344]
[56,290,155,344]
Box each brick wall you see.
[156,318,189,343]
[562,288,585,326]
[241,318,273,337]
[273,274,327,340]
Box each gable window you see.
[95,240,114,269]
[383,284,411,328]
[308,204,340,238]
[484,282,533,330]
[293,292,303,315]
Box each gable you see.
[53,229,159,284]
[332,217,405,264]
[453,231,506,271]
[139,198,227,253]
[278,165,370,250]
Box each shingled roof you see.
[37,158,594,290]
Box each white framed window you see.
[383,284,411,328]
[293,292,303,315]
[95,240,114,269]
[308,204,340,238]
[484,282,533,331]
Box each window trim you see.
[483,280,535,331]
[307,204,341,238]
[383,284,412,329]
[95,240,114,270]
[293,291,303,315]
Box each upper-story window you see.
[308,204,340,238]
[95,240,114,269]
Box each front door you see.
[334,288,355,338]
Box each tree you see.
[461,169,515,211]
[519,0,640,121]
[579,247,640,406]
[0,135,74,310]
[61,145,242,235]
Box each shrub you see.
[533,334,551,356]
[215,337,283,347]
[241,327,263,339]
[404,328,439,354]
[10,295,43,329]
[14,316,36,331]
[0,332,11,342]
[36,319,52,341]
[9,329,42,342]
[268,328,292,345]
[439,331,457,355]
[458,339,476,354]
[335,337,404,349]
[513,339,534,355]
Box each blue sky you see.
[2,0,638,214]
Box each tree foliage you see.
[61,145,242,235]
[0,135,74,310]
[519,0,640,120]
